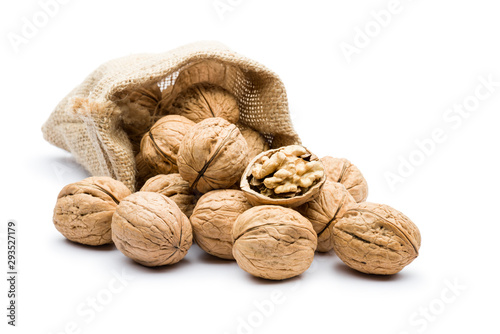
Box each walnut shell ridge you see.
[190,189,252,260]
[111,192,193,267]
[332,202,421,275]
[297,181,356,252]
[178,117,249,193]
[140,115,195,175]
[232,205,317,280]
[53,176,131,246]
[170,83,240,124]
[321,156,368,203]
[140,174,197,217]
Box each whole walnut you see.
[111,192,192,267]
[241,145,326,208]
[139,115,195,175]
[190,190,252,260]
[321,156,368,203]
[297,181,356,252]
[135,151,155,188]
[332,202,421,275]
[170,83,240,124]
[116,83,164,153]
[232,206,317,280]
[53,177,131,246]
[178,117,249,193]
[140,174,197,217]
[239,126,270,160]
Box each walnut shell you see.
[140,174,197,217]
[332,202,421,275]
[178,117,249,193]
[170,83,239,124]
[111,192,192,267]
[321,156,368,203]
[232,206,317,280]
[53,177,131,246]
[116,83,164,153]
[296,181,356,252]
[190,190,252,260]
[135,151,155,188]
[139,115,195,175]
[241,145,326,208]
[239,126,270,160]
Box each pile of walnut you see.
[52,83,421,280]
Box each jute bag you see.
[42,41,300,191]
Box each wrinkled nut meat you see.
[232,205,317,280]
[139,115,195,175]
[111,192,192,267]
[53,176,131,246]
[170,83,240,124]
[297,181,356,252]
[241,145,326,207]
[239,126,270,160]
[250,146,323,195]
[140,174,197,217]
[178,117,249,193]
[332,202,421,275]
[190,190,252,260]
[321,156,368,203]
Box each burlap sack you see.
[42,41,300,191]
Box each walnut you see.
[139,115,195,175]
[178,117,249,193]
[232,205,317,280]
[241,145,326,207]
[190,190,252,260]
[116,83,164,153]
[135,151,155,188]
[140,174,197,217]
[169,83,239,124]
[296,181,356,252]
[321,156,368,203]
[332,202,421,275]
[53,177,131,246]
[111,192,192,267]
[239,126,270,160]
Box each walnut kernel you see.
[241,145,326,207]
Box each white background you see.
[1,0,499,333]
